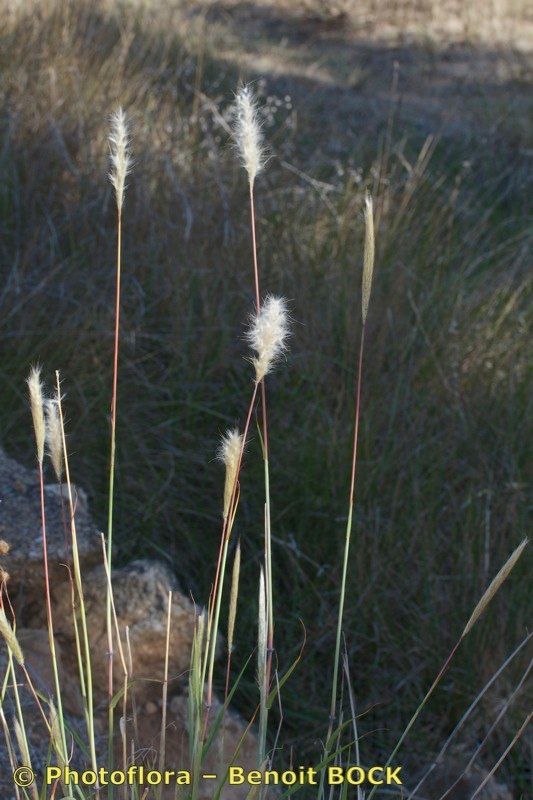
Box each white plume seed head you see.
[233,85,265,186]
[218,428,244,519]
[45,394,63,481]
[109,107,131,211]
[27,366,45,465]
[247,295,290,382]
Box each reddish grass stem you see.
[38,461,68,763]
[205,380,259,716]
[106,205,122,784]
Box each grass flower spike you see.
[109,107,131,211]
[234,85,265,187]
[462,538,528,638]
[27,366,45,465]
[219,428,244,520]
[362,193,375,324]
[45,395,63,481]
[247,295,290,382]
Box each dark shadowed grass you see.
[0,0,531,791]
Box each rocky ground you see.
[0,447,514,798]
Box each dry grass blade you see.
[462,538,528,637]
[470,712,532,799]
[0,609,24,665]
[228,541,241,658]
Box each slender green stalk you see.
[257,568,268,767]
[157,591,172,800]
[320,197,375,799]
[106,108,130,787]
[37,461,69,768]
[317,329,367,800]
[327,329,366,735]
[7,654,39,800]
[55,373,99,794]
[249,181,275,762]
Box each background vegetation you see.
[0,0,531,792]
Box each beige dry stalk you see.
[362,194,375,325]
[227,541,241,657]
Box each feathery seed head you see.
[27,366,45,465]
[233,85,265,186]
[218,428,243,520]
[45,395,63,481]
[247,295,290,382]
[109,107,131,211]
[361,193,375,325]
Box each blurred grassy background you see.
[0,0,531,792]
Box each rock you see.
[53,559,201,707]
[0,449,255,799]
[0,447,101,611]
[121,687,259,800]
[16,628,83,716]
